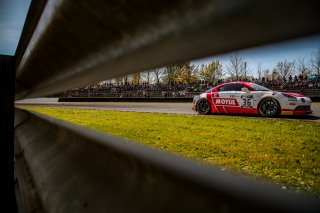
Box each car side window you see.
[233,84,245,91]
[218,83,243,91]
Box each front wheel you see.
[258,98,280,117]
[196,98,211,115]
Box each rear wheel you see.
[258,98,280,117]
[196,98,211,115]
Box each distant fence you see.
[58,97,194,102]
[56,91,198,99]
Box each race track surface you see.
[16,101,320,121]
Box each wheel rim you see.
[259,99,279,116]
[197,99,210,114]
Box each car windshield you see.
[205,87,213,92]
[249,83,271,91]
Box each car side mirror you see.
[241,87,250,93]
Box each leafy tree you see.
[175,62,198,84]
[114,76,127,85]
[162,64,178,85]
[131,72,142,84]
[162,61,191,85]
[199,59,223,85]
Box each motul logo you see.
[214,98,237,106]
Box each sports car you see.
[192,81,312,117]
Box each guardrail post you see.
[0,55,17,212]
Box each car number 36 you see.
[242,98,253,108]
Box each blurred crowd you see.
[61,74,320,98]
[254,74,320,90]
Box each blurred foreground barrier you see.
[14,109,320,212]
[15,0,320,100]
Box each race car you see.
[192,81,312,117]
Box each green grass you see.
[20,106,320,197]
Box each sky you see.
[191,34,320,77]
[0,0,30,55]
[1,0,320,78]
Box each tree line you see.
[107,47,320,86]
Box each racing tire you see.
[258,98,280,117]
[196,98,211,115]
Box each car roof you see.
[214,81,249,88]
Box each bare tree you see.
[274,60,295,81]
[243,61,250,81]
[226,53,247,81]
[152,67,163,84]
[271,68,280,81]
[257,63,262,81]
[141,70,153,84]
[310,47,320,76]
[262,69,271,81]
[296,57,311,77]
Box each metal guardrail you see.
[5,0,320,212]
[15,0,320,100]
[14,109,320,212]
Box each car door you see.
[236,85,259,114]
[215,83,257,114]
[214,83,242,113]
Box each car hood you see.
[281,92,305,97]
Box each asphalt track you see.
[16,101,320,121]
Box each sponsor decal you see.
[241,95,253,99]
[288,98,297,102]
[214,98,238,106]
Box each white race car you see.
[192,81,312,117]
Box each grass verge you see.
[20,107,320,198]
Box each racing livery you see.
[192,82,312,117]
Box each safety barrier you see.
[14,109,320,212]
